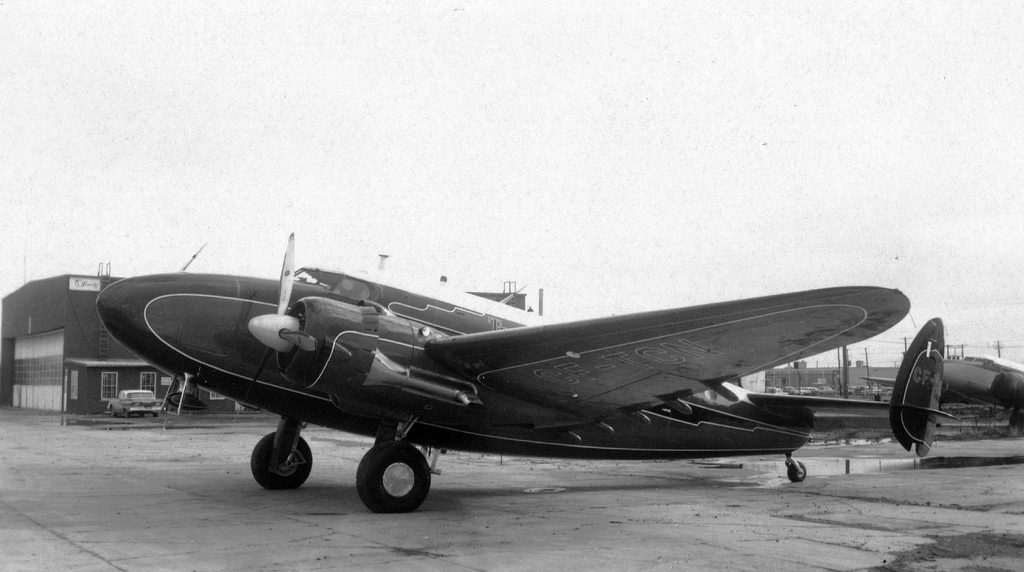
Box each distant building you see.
[2,275,235,414]
[764,360,898,397]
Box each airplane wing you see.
[425,287,910,420]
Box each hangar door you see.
[13,330,64,411]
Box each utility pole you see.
[836,347,842,394]
[863,348,870,393]
[842,346,849,398]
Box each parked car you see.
[108,390,162,417]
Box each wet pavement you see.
[2,408,1023,571]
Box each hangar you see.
[1,273,236,414]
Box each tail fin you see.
[890,318,946,456]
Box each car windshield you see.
[125,391,154,399]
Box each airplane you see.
[95,234,949,513]
[865,354,1024,432]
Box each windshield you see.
[295,268,376,302]
[125,391,155,399]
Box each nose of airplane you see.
[95,279,117,316]
[96,277,142,343]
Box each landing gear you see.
[1010,408,1024,436]
[355,416,433,513]
[356,441,432,513]
[785,452,807,483]
[251,417,312,490]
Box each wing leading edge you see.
[425,286,910,420]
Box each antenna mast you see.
[181,242,208,272]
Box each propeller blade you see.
[277,233,295,315]
[250,347,273,384]
[279,329,319,352]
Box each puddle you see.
[919,455,1024,469]
[524,487,568,494]
[60,417,219,430]
[62,417,134,427]
[702,456,1024,476]
[810,437,893,447]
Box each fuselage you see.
[942,357,1024,411]
[96,271,813,459]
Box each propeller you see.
[247,233,318,374]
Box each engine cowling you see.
[275,296,482,414]
[991,371,1024,409]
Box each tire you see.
[786,460,807,483]
[356,442,431,513]
[250,432,313,490]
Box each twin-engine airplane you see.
[95,235,949,512]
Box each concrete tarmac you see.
[2,408,1023,571]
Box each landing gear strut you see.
[356,416,432,513]
[251,417,312,489]
[1010,408,1024,436]
[785,452,807,483]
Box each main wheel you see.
[356,442,431,513]
[1009,408,1024,435]
[250,432,313,490]
[786,459,807,482]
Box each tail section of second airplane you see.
[890,318,949,456]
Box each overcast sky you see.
[3,2,1023,366]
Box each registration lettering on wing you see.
[532,337,719,384]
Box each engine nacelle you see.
[991,371,1024,409]
[275,297,482,413]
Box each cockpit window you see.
[333,276,372,300]
[295,268,331,289]
[295,268,373,302]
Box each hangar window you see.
[101,372,118,400]
[14,330,64,387]
[140,372,157,393]
[70,370,79,400]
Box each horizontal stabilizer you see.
[890,318,944,456]
[862,376,896,386]
[891,402,956,420]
